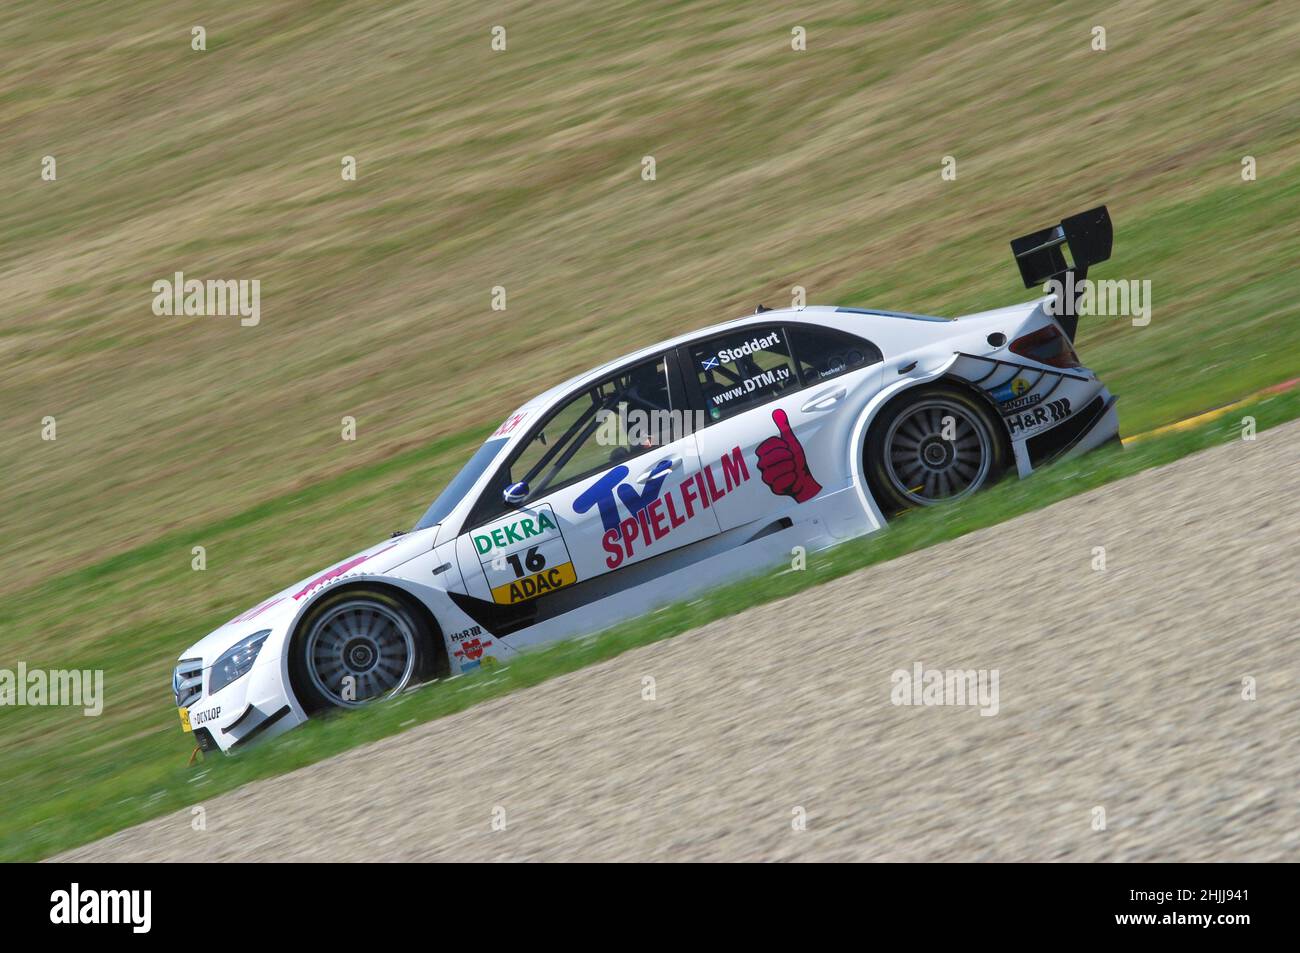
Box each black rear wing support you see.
[1009,206,1112,341]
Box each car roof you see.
[488,303,970,452]
[522,305,948,407]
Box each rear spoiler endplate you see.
[1009,206,1112,340]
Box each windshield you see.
[413,438,508,531]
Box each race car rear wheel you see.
[293,588,428,711]
[865,384,1008,515]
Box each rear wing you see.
[1010,206,1112,340]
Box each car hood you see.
[179,528,437,664]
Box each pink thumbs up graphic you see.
[755,407,822,503]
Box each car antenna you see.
[754,304,771,313]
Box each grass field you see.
[1,1,1297,859]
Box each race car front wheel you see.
[293,588,429,711]
[865,384,1009,515]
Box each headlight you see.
[208,630,271,695]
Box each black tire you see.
[864,383,1010,516]
[290,587,430,712]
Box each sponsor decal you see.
[178,707,192,732]
[474,510,557,555]
[708,365,793,407]
[450,625,483,642]
[812,348,867,380]
[700,331,781,369]
[990,376,1042,414]
[490,563,577,604]
[574,461,672,533]
[578,447,752,569]
[990,376,1030,403]
[455,637,492,660]
[999,392,1042,414]
[756,408,821,503]
[1006,397,1072,436]
[454,636,495,671]
[472,504,577,605]
[293,545,396,600]
[229,596,283,625]
[492,411,529,437]
[191,705,222,727]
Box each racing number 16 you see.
[505,546,545,578]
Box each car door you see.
[454,352,721,611]
[685,322,882,533]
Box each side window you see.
[508,355,673,498]
[786,325,882,385]
[690,326,799,422]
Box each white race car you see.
[174,208,1121,752]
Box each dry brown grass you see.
[1,0,1296,593]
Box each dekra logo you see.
[474,511,557,554]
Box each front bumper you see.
[189,704,297,754]
[174,646,307,754]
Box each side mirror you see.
[503,481,530,505]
